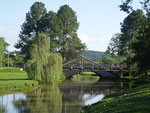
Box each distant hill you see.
[83,50,107,60]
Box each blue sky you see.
[0,0,140,52]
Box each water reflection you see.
[0,80,130,113]
[0,100,5,113]
[13,85,62,113]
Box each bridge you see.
[63,55,127,78]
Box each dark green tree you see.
[120,9,146,78]
[120,1,150,77]
[120,9,145,55]
[57,5,86,61]
[120,0,150,14]
[39,11,62,52]
[132,16,150,77]
[15,2,47,60]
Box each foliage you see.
[106,33,122,57]
[132,18,150,76]
[15,2,47,60]
[57,4,86,61]
[103,57,119,64]
[120,1,150,76]
[65,35,86,61]
[2,57,14,67]
[120,9,146,56]
[15,2,86,61]
[12,55,24,63]
[82,83,150,113]
[39,11,62,52]
[26,33,63,84]
[120,0,150,14]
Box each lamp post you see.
[8,51,9,67]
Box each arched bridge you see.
[63,55,127,78]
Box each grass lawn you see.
[0,68,39,95]
[82,72,96,75]
[81,82,150,113]
[72,72,100,84]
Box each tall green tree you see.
[132,15,150,77]
[120,9,146,55]
[65,33,86,61]
[15,2,47,60]
[106,33,122,57]
[120,9,146,78]
[120,1,150,77]
[57,5,86,61]
[39,11,62,52]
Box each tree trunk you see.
[145,71,148,78]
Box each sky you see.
[0,0,141,52]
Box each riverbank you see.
[81,76,150,113]
[0,67,66,95]
[0,68,39,95]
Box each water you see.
[0,80,129,113]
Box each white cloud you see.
[92,37,109,51]
[78,34,110,52]
[79,34,90,43]
[0,27,7,33]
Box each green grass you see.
[57,75,66,84]
[0,67,23,72]
[0,67,39,95]
[72,73,100,84]
[81,83,150,113]
[0,72,28,80]
[82,72,96,75]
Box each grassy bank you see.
[72,72,100,84]
[81,82,150,113]
[0,67,39,95]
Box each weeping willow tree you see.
[26,33,63,84]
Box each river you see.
[0,79,130,113]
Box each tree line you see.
[15,2,86,62]
[106,0,150,77]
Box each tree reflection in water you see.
[11,80,129,113]
[13,85,62,113]
[0,100,5,113]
